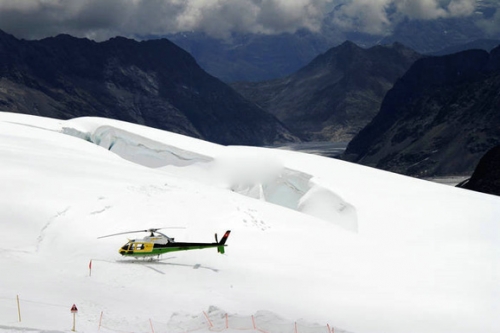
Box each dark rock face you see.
[343,46,500,177]
[458,145,500,196]
[231,41,422,142]
[429,39,500,56]
[0,30,299,146]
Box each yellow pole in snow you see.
[16,295,21,322]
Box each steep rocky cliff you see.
[0,30,298,146]
[343,46,500,177]
[457,145,500,196]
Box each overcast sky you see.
[0,0,496,41]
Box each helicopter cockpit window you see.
[121,244,129,250]
[129,243,145,251]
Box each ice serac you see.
[90,125,213,168]
[222,163,358,232]
[209,147,357,231]
[65,122,357,231]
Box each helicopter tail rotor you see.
[217,230,231,254]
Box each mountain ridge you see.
[168,1,498,82]
[231,41,422,142]
[0,29,299,146]
[342,46,500,177]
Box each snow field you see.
[1,112,499,333]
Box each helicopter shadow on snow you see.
[113,256,220,273]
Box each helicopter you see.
[98,228,231,258]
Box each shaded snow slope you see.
[0,112,499,333]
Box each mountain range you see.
[0,29,298,146]
[168,1,499,83]
[2,27,500,180]
[343,46,500,177]
[231,41,422,142]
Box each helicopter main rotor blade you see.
[97,229,150,239]
[97,227,186,239]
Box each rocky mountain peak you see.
[231,41,422,142]
[0,31,299,146]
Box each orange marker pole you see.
[203,311,213,327]
[149,318,155,333]
[98,311,103,330]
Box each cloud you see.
[477,8,500,35]
[0,0,331,40]
[395,0,476,19]
[330,0,392,35]
[0,0,127,40]
[0,0,485,41]
[330,0,478,35]
[446,0,476,17]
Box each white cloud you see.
[395,0,448,20]
[396,0,476,19]
[0,0,332,40]
[0,0,483,40]
[329,0,478,35]
[330,0,392,35]
[477,8,500,35]
[447,0,476,17]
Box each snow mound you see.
[298,184,357,232]
[161,306,351,333]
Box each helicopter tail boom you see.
[217,230,231,254]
